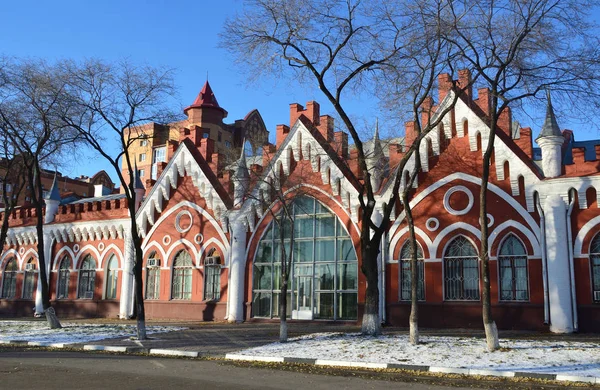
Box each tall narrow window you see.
[204,249,221,301]
[172,250,192,300]
[146,251,161,300]
[22,259,37,300]
[57,256,71,299]
[499,235,529,301]
[1,258,17,299]
[105,256,118,299]
[444,236,480,300]
[399,242,425,301]
[590,234,600,302]
[78,255,96,299]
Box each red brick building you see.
[1,75,598,333]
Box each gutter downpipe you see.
[566,191,579,332]
[536,195,550,324]
[224,219,233,321]
[381,229,386,325]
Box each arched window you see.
[203,248,221,301]
[1,258,17,299]
[590,234,600,302]
[499,235,529,301]
[171,250,192,300]
[57,256,71,299]
[444,236,479,300]
[104,255,118,300]
[77,255,96,299]
[399,241,424,301]
[22,258,37,300]
[253,196,358,320]
[146,251,161,300]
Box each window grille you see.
[172,251,192,300]
[590,234,600,303]
[57,256,71,299]
[499,235,529,301]
[78,255,96,299]
[443,237,480,300]
[399,242,425,301]
[1,258,17,299]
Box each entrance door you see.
[292,266,313,319]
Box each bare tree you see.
[441,0,600,351]
[231,141,320,341]
[0,59,80,328]
[222,0,472,335]
[60,59,176,340]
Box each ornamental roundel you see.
[98,242,105,252]
[194,233,204,245]
[163,235,172,246]
[73,244,80,253]
[426,218,440,232]
[19,247,25,255]
[175,210,193,234]
[443,185,474,216]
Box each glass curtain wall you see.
[252,197,358,320]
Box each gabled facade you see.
[1,74,599,333]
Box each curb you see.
[224,353,600,385]
[2,340,598,385]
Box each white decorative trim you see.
[443,185,474,216]
[388,226,434,261]
[99,244,125,269]
[162,235,172,246]
[98,243,105,252]
[488,220,541,257]
[486,214,494,227]
[426,218,439,232]
[73,244,80,253]
[141,201,229,254]
[194,233,204,245]
[73,245,101,270]
[52,246,76,270]
[175,210,193,234]
[18,248,39,270]
[389,173,541,242]
[164,238,200,268]
[432,222,481,258]
[19,247,25,255]
[574,214,600,256]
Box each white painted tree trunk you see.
[279,320,288,343]
[409,321,419,345]
[484,321,499,351]
[361,313,379,335]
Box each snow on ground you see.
[0,321,184,344]
[236,333,600,378]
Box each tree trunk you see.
[479,102,499,352]
[361,235,381,336]
[279,277,288,343]
[403,192,419,345]
[31,163,61,329]
[131,214,147,340]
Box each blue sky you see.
[0,0,597,183]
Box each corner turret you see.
[535,90,564,178]
[44,172,61,223]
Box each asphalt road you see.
[0,350,477,390]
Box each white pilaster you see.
[543,194,574,333]
[119,230,135,319]
[227,216,247,323]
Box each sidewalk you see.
[2,318,599,386]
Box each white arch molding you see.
[99,244,125,269]
[244,184,360,265]
[389,173,541,242]
[488,220,541,258]
[73,245,102,270]
[574,215,600,256]
[388,226,434,262]
[52,246,76,270]
[433,222,482,258]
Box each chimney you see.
[276,124,291,149]
[476,88,490,115]
[420,96,434,126]
[458,69,472,98]
[318,115,334,142]
[438,73,453,102]
[198,138,215,162]
[404,121,417,150]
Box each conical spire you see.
[46,171,61,202]
[536,89,562,140]
[184,80,228,118]
[235,141,250,180]
[134,162,145,190]
[372,118,383,157]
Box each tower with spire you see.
[366,119,385,191]
[535,91,564,178]
[44,172,62,223]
